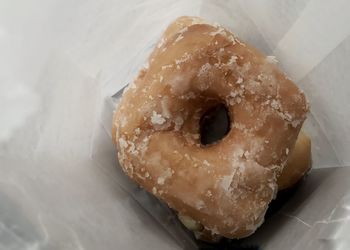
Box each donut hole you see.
[200,104,231,145]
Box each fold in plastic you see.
[1,0,350,249]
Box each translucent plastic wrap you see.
[1,0,350,249]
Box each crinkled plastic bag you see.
[1,0,350,249]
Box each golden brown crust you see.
[277,131,312,190]
[190,131,311,242]
[113,16,308,238]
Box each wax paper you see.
[1,0,350,249]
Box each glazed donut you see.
[113,16,309,239]
[178,130,312,242]
[278,131,312,190]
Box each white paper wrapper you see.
[1,0,350,249]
